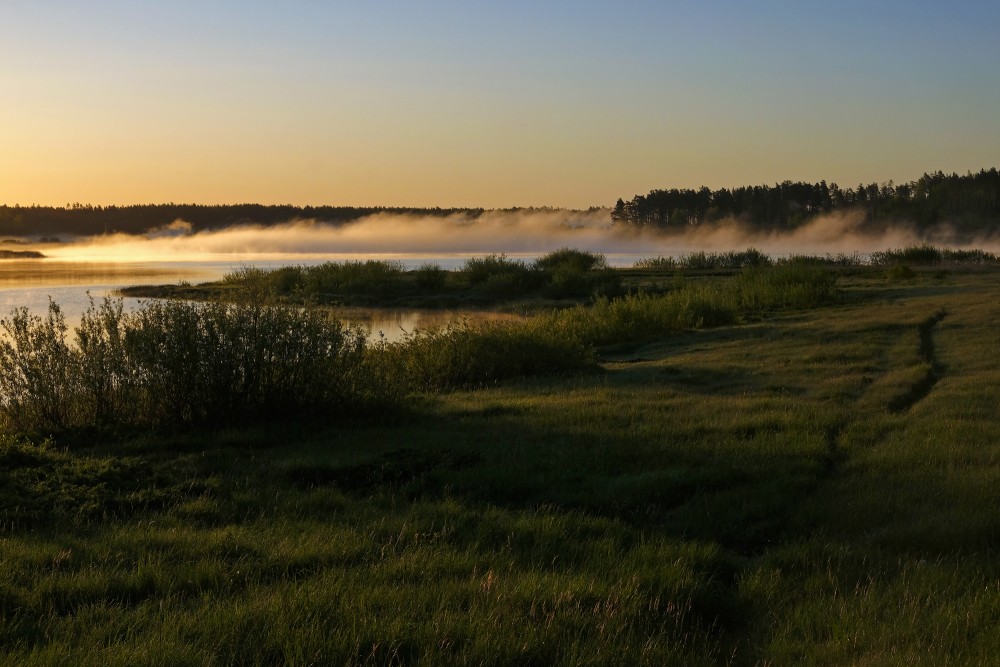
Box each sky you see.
[2,1,999,209]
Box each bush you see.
[536,249,621,298]
[0,297,392,434]
[462,254,538,284]
[414,263,448,290]
[301,260,405,298]
[0,302,76,432]
[535,248,607,273]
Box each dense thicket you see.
[612,168,1000,236]
[0,298,388,433]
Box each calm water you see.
[0,258,525,342]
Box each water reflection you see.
[0,260,214,287]
[339,307,524,342]
[0,259,524,343]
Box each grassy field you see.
[3,263,1000,664]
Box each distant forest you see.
[612,169,1000,236]
[0,204,524,238]
[2,168,998,239]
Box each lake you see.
[0,258,532,342]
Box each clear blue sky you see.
[2,1,998,208]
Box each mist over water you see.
[6,209,999,342]
[34,209,1000,266]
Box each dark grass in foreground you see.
[3,267,1000,663]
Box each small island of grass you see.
[0,249,44,259]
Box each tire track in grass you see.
[888,309,947,413]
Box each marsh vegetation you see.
[2,246,1000,664]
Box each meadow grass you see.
[2,266,1000,663]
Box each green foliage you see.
[680,248,772,270]
[0,298,391,434]
[413,263,448,290]
[0,435,214,529]
[461,253,534,285]
[459,254,545,299]
[633,248,772,272]
[870,244,943,266]
[535,249,622,299]
[549,288,736,347]
[544,264,836,347]
[8,266,1000,663]
[223,260,407,301]
[0,302,75,432]
[384,319,594,392]
[871,245,1000,266]
[534,247,608,272]
[632,256,679,270]
[775,252,864,267]
[732,265,838,314]
[302,260,405,297]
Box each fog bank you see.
[38,209,1000,266]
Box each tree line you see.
[0,204,582,238]
[611,168,1000,235]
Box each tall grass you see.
[224,260,407,300]
[869,244,1000,266]
[540,264,836,348]
[382,319,594,392]
[633,248,771,271]
[381,264,839,391]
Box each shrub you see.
[301,260,405,298]
[268,266,305,295]
[536,249,621,298]
[0,302,76,432]
[535,248,607,273]
[414,263,448,290]
[462,254,537,284]
[0,297,391,434]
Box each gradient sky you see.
[3,1,998,209]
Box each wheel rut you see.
[888,309,947,413]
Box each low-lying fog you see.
[31,209,1000,266]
